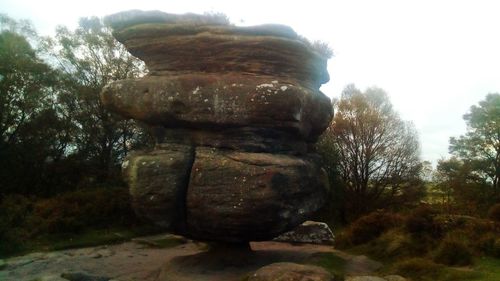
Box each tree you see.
[433,157,490,215]
[0,15,76,196]
[48,17,152,182]
[324,84,422,218]
[446,93,500,207]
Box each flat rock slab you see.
[105,10,329,87]
[0,235,387,281]
[101,74,332,140]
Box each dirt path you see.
[0,234,382,281]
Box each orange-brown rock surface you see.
[102,10,333,243]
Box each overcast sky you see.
[2,0,500,165]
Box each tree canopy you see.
[321,84,422,218]
[0,15,152,197]
[449,93,500,194]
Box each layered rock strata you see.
[102,10,333,243]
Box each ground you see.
[0,233,382,281]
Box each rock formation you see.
[101,10,333,243]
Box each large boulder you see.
[186,147,328,242]
[105,10,329,88]
[101,10,334,243]
[122,143,194,229]
[101,74,332,141]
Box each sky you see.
[2,0,500,165]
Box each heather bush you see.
[0,194,35,256]
[433,236,473,266]
[405,205,443,238]
[33,187,135,234]
[488,203,500,223]
[338,210,403,246]
[392,258,444,279]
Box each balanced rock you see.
[186,148,327,242]
[102,10,333,243]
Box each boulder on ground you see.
[186,147,328,242]
[273,221,335,245]
[248,262,334,281]
[122,143,194,229]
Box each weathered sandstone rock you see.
[102,74,332,141]
[273,221,335,245]
[122,144,194,229]
[152,127,309,154]
[186,147,328,242]
[102,10,333,243]
[248,262,334,281]
[105,10,329,88]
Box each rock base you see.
[154,241,337,281]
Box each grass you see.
[470,257,500,280]
[306,252,347,279]
[4,224,164,258]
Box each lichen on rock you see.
[101,10,333,243]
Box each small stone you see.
[273,220,335,244]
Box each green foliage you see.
[33,187,135,234]
[306,252,346,279]
[392,258,444,280]
[433,236,473,266]
[336,210,403,247]
[365,229,418,259]
[48,16,152,182]
[321,84,423,219]
[0,194,34,255]
[0,187,141,257]
[443,93,500,213]
[0,15,154,199]
[488,203,500,222]
[405,205,442,238]
[391,257,481,281]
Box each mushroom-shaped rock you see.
[101,10,333,243]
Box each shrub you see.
[367,229,416,259]
[493,238,500,258]
[433,236,473,266]
[33,187,135,234]
[405,206,442,238]
[0,194,34,256]
[340,210,403,246]
[474,232,496,255]
[393,258,444,280]
[488,203,500,223]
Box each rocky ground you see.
[0,233,403,281]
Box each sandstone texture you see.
[248,262,334,281]
[273,221,335,245]
[102,10,333,242]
